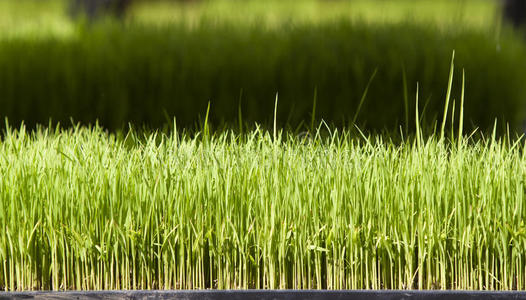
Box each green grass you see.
[2,118,526,290]
[1,21,526,132]
[0,0,523,132]
[130,0,498,29]
[1,2,526,290]
[0,0,72,39]
[0,0,498,38]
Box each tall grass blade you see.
[351,68,378,126]
[274,93,278,142]
[458,69,465,149]
[310,87,318,133]
[415,82,421,148]
[440,50,455,141]
[402,64,409,136]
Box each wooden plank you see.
[1,290,526,300]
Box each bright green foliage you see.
[1,1,526,290]
[0,0,498,37]
[1,123,526,290]
[130,0,498,29]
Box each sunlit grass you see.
[1,120,526,291]
[0,0,73,39]
[0,2,524,291]
[130,0,498,29]
[0,0,499,39]
[1,57,526,291]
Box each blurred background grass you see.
[0,0,525,133]
[0,0,500,36]
[130,0,499,28]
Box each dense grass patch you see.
[1,123,526,290]
[3,0,526,292]
[1,21,525,132]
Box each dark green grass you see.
[0,21,525,133]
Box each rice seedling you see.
[1,109,526,291]
[1,0,526,292]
